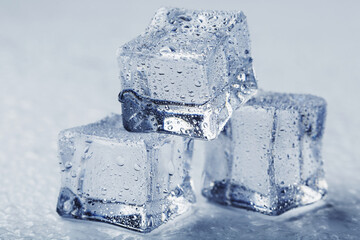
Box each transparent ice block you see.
[202,91,327,215]
[118,7,257,140]
[56,114,195,232]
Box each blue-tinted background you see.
[0,0,359,239]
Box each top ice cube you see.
[118,7,257,140]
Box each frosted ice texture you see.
[118,7,257,140]
[56,114,195,232]
[202,92,327,215]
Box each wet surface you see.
[1,1,360,239]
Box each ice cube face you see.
[118,7,257,140]
[56,114,195,232]
[202,92,327,215]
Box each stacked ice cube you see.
[202,91,327,215]
[118,7,257,140]
[56,7,327,232]
[56,115,195,232]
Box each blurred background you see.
[0,0,359,239]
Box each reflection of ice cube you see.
[202,91,327,215]
[56,114,195,232]
[118,7,257,140]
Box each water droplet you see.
[178,15,192,21]
[194,81,202,87]
[232,83,240,89]
[160,46,176,53]
[180,127,185,134]
[101,187,107,195]
[63,200,72,212]
[65,161,72,169]
[134,163,141,171]
[168,161,175,176]
[237,73,246,82]
[84,145,90,153]
[116,156,125,166]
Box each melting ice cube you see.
[202,91,327,215]
[56,114,195,232]
[118,7,257,140]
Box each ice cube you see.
[202,91,327,215]
[56,114,195,232]
[118,7,257,140]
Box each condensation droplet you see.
[168,161,175,176]
[232,83,240,89]
[116,156,125,166]
[65,161,72,169]
[134,163,141,171]
[194,81,202,87]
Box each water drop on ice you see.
[168,161,175,176]
[116,156,125,166]
[65,161,72,169]
[134,163,141,171]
